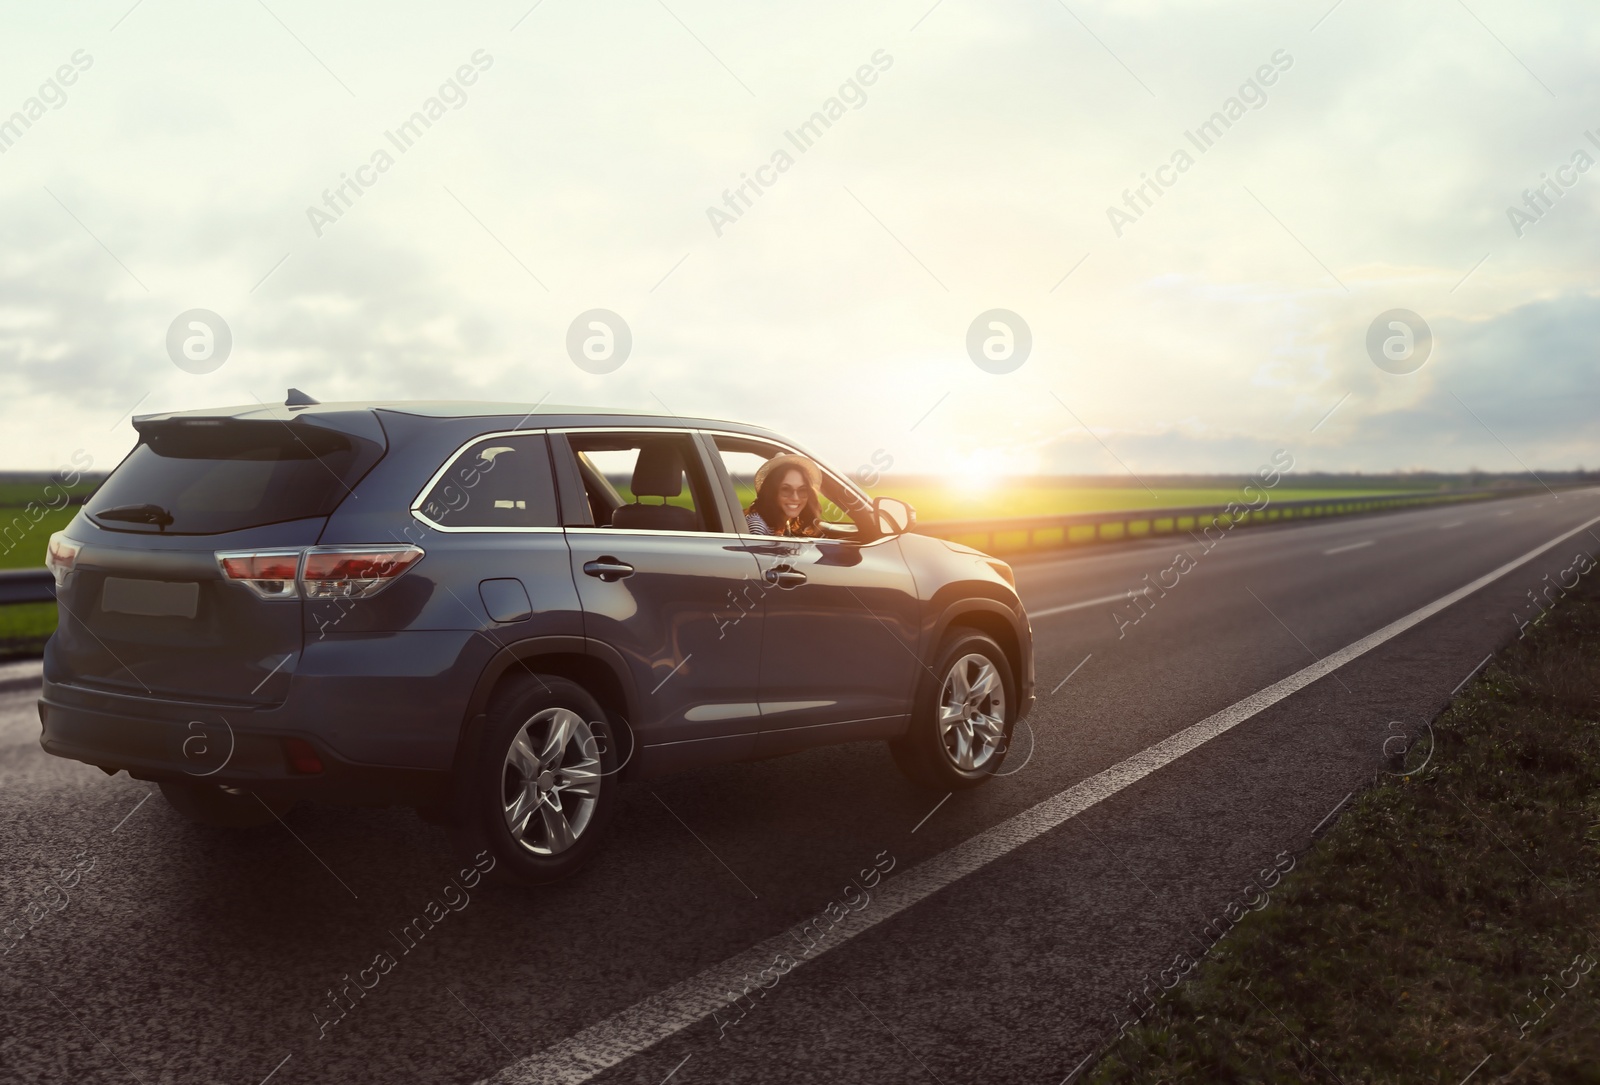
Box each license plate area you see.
[100,577,200,619]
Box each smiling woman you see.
[745,453,825,537]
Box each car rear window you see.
[415,433,560,529]
[85,419,384,535]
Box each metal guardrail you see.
[0,569,54,606]
[913,488,1533,555]
[0,487,1551,607]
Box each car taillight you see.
[45,532,80,587]
[214,545,423,600]
[216,549,304,599]
[283,737,324,774]
[301,545,424,599]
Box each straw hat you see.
[753,453,822,495]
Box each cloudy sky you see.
[1,0,1596,482]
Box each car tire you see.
[889,631,1016,791]
[158,781,294,828]
[450,674,620,887]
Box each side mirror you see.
[872,497,916,535]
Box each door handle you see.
[583,557,635,582]
[764,564,807,588]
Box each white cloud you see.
[0,0,1597,478]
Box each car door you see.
[707,435,922,757]
[551,429,766,774]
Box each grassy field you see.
[0,603,58,660]
[0,475,1543,655]
[1083,577,1600,1083]
[637,479,1421,527]
[0,506,77,571]
[0,498,80,656]
[868,484,1419,524]
[0,503,65,655]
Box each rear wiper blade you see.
[94,503,174,528]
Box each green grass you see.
[0,482,1486,559]
[0,479,1510,655]
[717,478,1445,536]
[0,502,68,654]
[0,505,77,571]
[0,480,97,507]
[1084,578,1600,1084]
[872,485,1420,524]
[0,492,83,654]
[0,602,57,659]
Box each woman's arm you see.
[745,511,774,535]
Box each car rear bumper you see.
[37,627,493,805]
[38,680,450,807]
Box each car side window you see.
[566,432,721,533]
[715,449,773,529]
[710,436,876,539]
[417,433,560,528]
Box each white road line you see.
[1440,521,1465,529]
[476,511,1600,1085]
[1323,539,1374,555]
[1029,591,1129,618]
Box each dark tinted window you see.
[86,420,382,535]
[418,433,559,528]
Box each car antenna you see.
[286,388,320,407]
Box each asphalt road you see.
[3,489,1599,1085]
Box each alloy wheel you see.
[501,707,602,855]
[937,653,1008,771]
